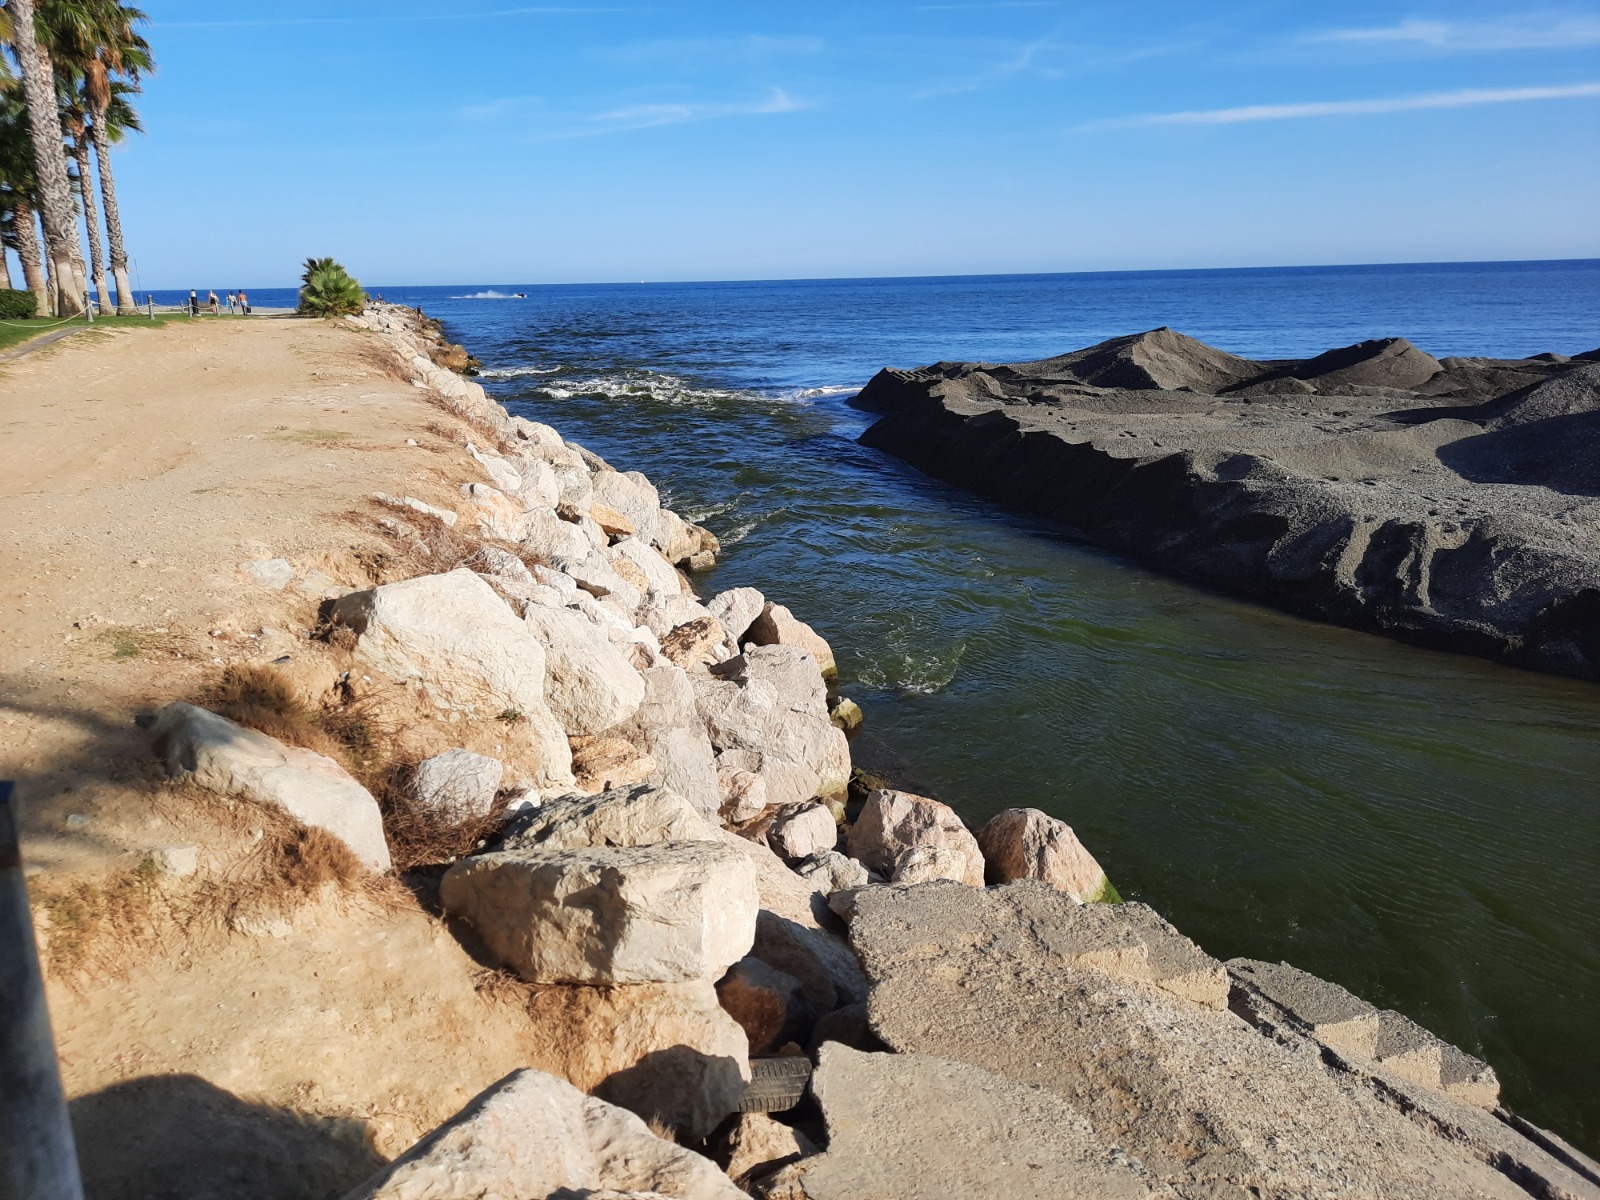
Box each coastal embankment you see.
[3,307,1596,1198]
[854,328,1600,680]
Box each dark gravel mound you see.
[851,333,1600,680]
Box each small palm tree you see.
[298,256,366,318]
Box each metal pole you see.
[0,783,85,1200]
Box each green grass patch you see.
[93,625,177,661]
[0,313,181,355]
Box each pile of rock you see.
[145,304,1599,1198]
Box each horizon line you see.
[138,255,1600,293]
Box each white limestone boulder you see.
[152,703,390,872]
[592,470,663,545]
[848,788,984,887]
[522,602,646,735]
[412,749,503,820]
[328,569,573,791]
[341,1067,743,1200]
[978,807,1114,902]
[460,481,529,542]
[691,647,850,809]
[520,508,594,561]
[704,587,765,650]
[745,602,837,680]
[466,440,523,494]
[609,536,683,596]
[496,783,715,852]
[766,803,838,862]
[440,842,759,984]
[616,665,723,818]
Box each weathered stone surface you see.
[516,457,561,511]
[441,841,758,984]
[720,1114,815,1189]
[593,470,663,546]
[616,665,722,818]
[716,756,769,824]
[717,957,814,1055]
[372,490,457,528]
[661,615,727,669]
[522,980,752,1142]
[847,789,983,887]
[888,843,974,885]
[239,557,293,590]
[793,850,873,894]
[521,602,646,735]
[745,604,836,679]
[152,703,390,871]
[854,336,1600,681]
[850,881,1569,1200]
[611,536,684,596]
[766,803,837,861]
[571,736,656,794]
[751,910,865,1013]
[705,587,765,649]
[828,698,862,732]
[466,440,523,493]
[497,783,715,852]
[977,807,1113,902]
[342,1067,743,1200]
[520,507,595,562]
[1228,959,1502,1109]
[591,499,637,538]
[412,748,503,819]
[692,647,850,809]
[329,569,573,791]
[798,1045,1156,1200]
[712,829,830,929]
[460,481,528,542]
[472,545,534,583]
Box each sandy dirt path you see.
[1,316,468,871]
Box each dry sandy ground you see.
[0,319,569,1198]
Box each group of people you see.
[187,289,251,316]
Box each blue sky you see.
[105,1,1600,287]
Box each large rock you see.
[705,587,765,649]
[519,507,594,561]
[496,783,714,851]
[570,735,656,793]
[692,647,850,809]
[797,1044,1156,1200]
[849,881,1582,1200]
[441,842,758,984]
[720,1113,814,1189]
[617,666,722,818]
[341,1067,743,1200]
[765,803,837,861]
[522,980,751,1141]
[592,470,663,546]
[847,788,983,887]
[610,535,683,597]
[412,748,503,820]
[460,481,528,542]
[152,703,390,871]
[792,850,873,894]
[977,807,1113,902]
[745,603,837,679]
[329,569,573,790]
[522,602,646,735]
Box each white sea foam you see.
[479,365,563,379]
[787,384,861,400]
[450,289,522,300]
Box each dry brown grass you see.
[203,664,351,765]
[369,754,509,874]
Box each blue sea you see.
[189,260,1600,1149]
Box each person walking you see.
[225,292,236,315]
[207,290,219,315]
[238,290,250,316]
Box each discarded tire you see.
[738,1055,812,1113]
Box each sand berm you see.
[3,307,1596,1199]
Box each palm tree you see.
[56,70,109,311]
[49,0,148,312]
[0,0,87,314]
[0,79,48,310]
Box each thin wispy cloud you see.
[1084,82,1600,128]
[589,87,805,131]
[1307,16,1600,52]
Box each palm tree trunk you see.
[1,234,12,290]
[6,0,86,315]
[10,201,49,316]
[69,138,111,314]
[87,111,134,313]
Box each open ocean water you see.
[203,261,1600,1149]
